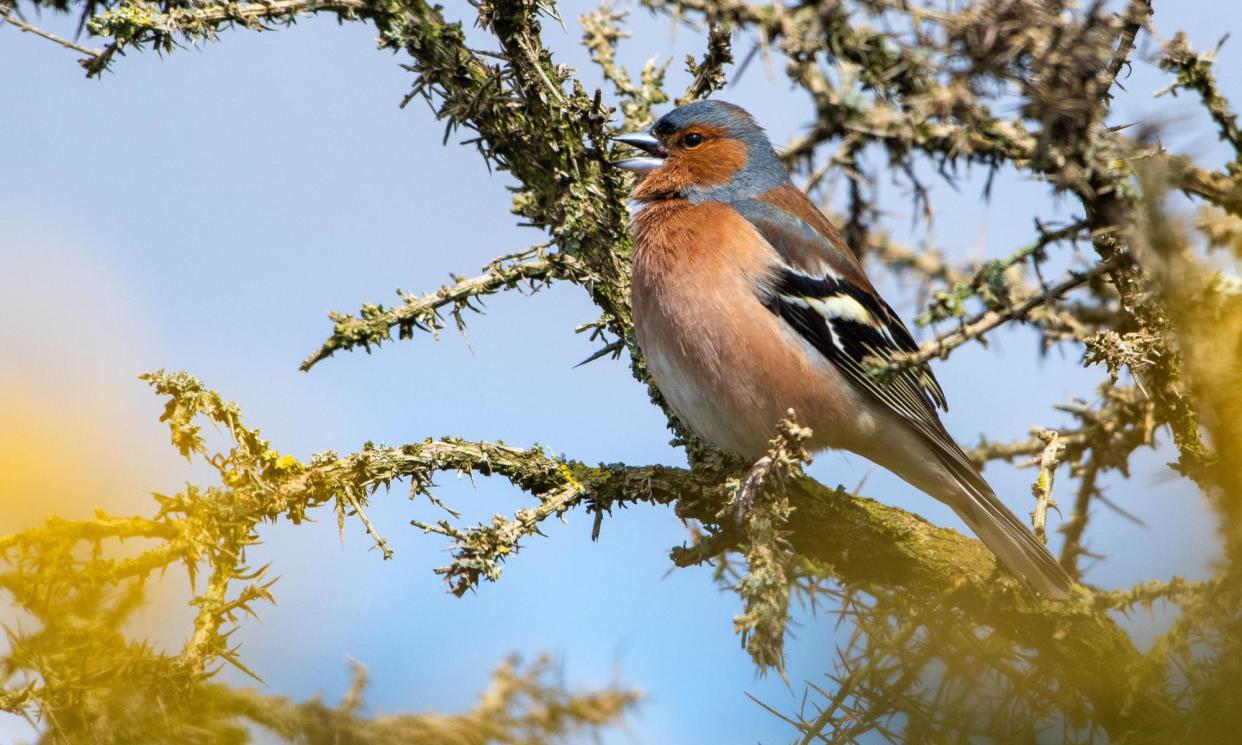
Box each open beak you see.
[612,132,667,174]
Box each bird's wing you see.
[736,191,1001,510]
[735,190,1073,597]
[732,193,948,420]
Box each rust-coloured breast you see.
[630,199,862,457]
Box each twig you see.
[916,220,1092,326]
[878,255,1127,373]
[1159,31,1242,159]
[676,21,732,105]
[1,4,105,57]
[341,486,393,560]
[301,245,580,370]
[1103,0,1151,93]
[1030,431,1066,544]
[1059,462,1100,576]
[94,0,367,35]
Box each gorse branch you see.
[729,410,813,673]
[300,243,584,370]
[0,371,638,741]
[0,1,105,63]
[225,655,639,745]
[8,0,1242,740]
[1160,32,1242,161]
[873,254,1127,375]
[580,4,669,129]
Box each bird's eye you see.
[681,132,704,148]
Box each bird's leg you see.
[729,410,813,525]
[731,455,773,524]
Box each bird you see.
[613,100,1074,598]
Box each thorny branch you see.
[728,411,813,673]
[1160,32,1242,160]
[301,244,585,370]
[0,2,104,57]
[7,0,1242,741]
[875,253,1128,373]
[1030,431,1067,544]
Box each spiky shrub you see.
[3,0,1242,741]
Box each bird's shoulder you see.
[728,183,873,290]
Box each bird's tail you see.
[949,482,1073,599]
[901,434,1075,598]
[869,421,1075,598]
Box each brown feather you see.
[758,183,877,294]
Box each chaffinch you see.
[615,100,1072,598]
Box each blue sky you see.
[2,1,1239,742]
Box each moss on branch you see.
[10,0,1242,739]
[674,475,1174,738]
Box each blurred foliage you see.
[5,0,1242,741]
[0,372,639,743]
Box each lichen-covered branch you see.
[580,4,669,129]
[300,244,584,370]
[1029,431,1066,544]
[12,0,1242,740]
[104,375,1182,737]
[727,411,812,673]
[0,371,642,740]
[914,220,1092,325]
[675,20,732,106]
[875,254,1126,373]
[87,0,365,54]
[966,381,1160,576]
[671,474,1174,737]
[225,656,639,744]
[0,1,107,65]
[1160,32,1242,161]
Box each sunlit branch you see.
[15,0,1242,740]
[88,0,366,46]
[1091,576,1210,613]
[1029,431,1066,544]
[301,245,583,370]
[1160,32,1242,159]
[671,473,1171,736]
[1,3,103,56]
[219,655,640,742]
[580,5,669,129]
[874,254,1126,374]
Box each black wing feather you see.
[762,271,947,418]
[739,203,1072,594]
[763,271,1062,576]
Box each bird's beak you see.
[612,132,667,174]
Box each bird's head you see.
[614,100,787,203]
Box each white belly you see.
[643,339,770,457]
